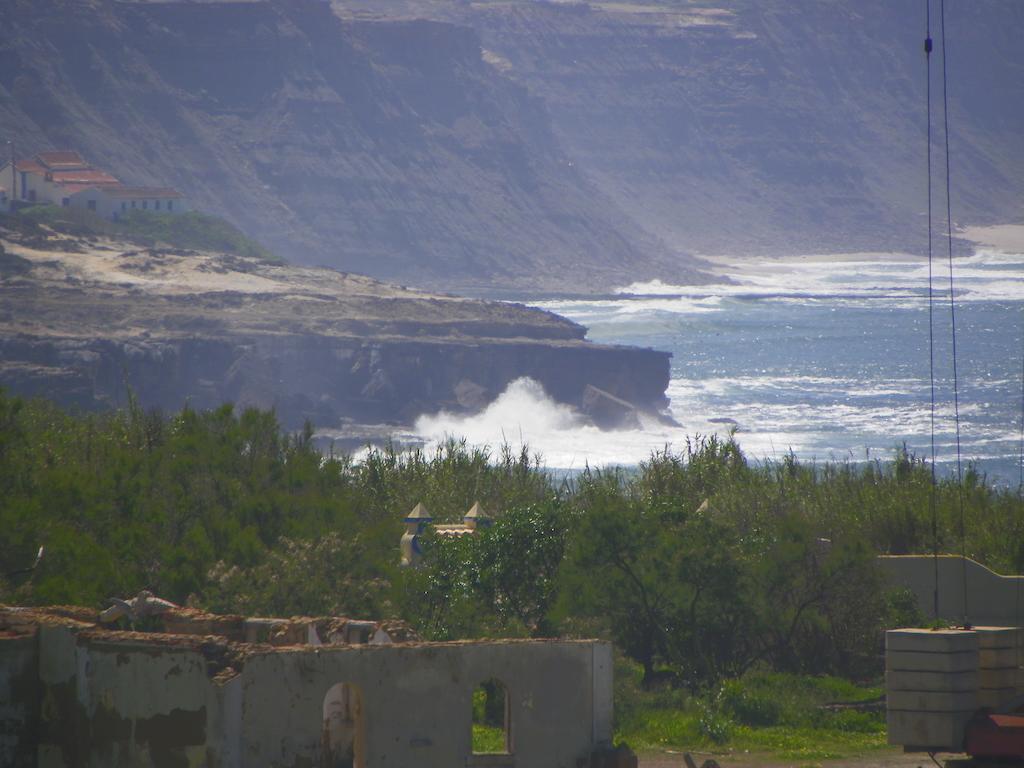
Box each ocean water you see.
[410,250,1024,485]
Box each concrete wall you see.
[10,624,611,768]
[879,555,1024,628]
[886,626,1023,753]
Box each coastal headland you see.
[0,218,670,430]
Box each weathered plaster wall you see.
[879,555,1024,627]
[238,640,612,768]
[11,622,611,768]
[0,629,38,768]
[35,626,234,768]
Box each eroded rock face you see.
[0,0,698,292]
[343,0,1024,257]
[0,231,671,429]
[581,385,642,431]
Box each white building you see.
[0,150,188,219]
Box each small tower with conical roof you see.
[400,503,433,567]
[463,501,491,531]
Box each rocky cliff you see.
[0,0,696,292]
[341,0,1024,257]
[0,219,670,429]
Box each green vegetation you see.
[472,681,509,753]
[1,391,1021,759]
[616,656,887,760]
[8,205,279,261]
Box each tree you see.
[473,501,568,636]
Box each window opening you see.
[472,678,510,754]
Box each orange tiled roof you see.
[50,169,121,186]
[36,150,89,170]
[58,183,104,196]
[13,159,46,175]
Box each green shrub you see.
[14,205,279,261]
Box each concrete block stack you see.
[975,627,1021,708]
[886,628,978,751]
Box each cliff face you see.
[0,224,670,428]
[342,0,1024,257]
[0,0,694,292]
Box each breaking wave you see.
[404,248,1024,481]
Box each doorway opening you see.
[322,682,366,768]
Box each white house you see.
[0,151,115,204]
[0,150,189,219]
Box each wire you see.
[925,0,940,623]
[1015,303,1024,663]
[939,0,969,627]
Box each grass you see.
[13,205,279,262]
[615,658,888,762]
[472,724,508,753]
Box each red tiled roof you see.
[50,169,121,186]
[36,150,88,170]
[58,184,104,196]
[13,160,46,175]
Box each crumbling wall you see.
[238,640,612,767]
[0,628,38,768]
[1,608,612,768]
[34,625,238,767]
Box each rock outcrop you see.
[0,224,670,429]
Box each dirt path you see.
[639,748,973,768]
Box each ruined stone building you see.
[0,605,613,767]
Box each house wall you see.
[72,192,190,220]
[67,189,115,219]
[17,625,611,768]
[18,171,45,203]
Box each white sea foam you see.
[406,249,1023,478]
[412,377,692,468]
[609,251,1024,306]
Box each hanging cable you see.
[939,0,969,627]
[1017,313,1023,662]
[924,0,940,623]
